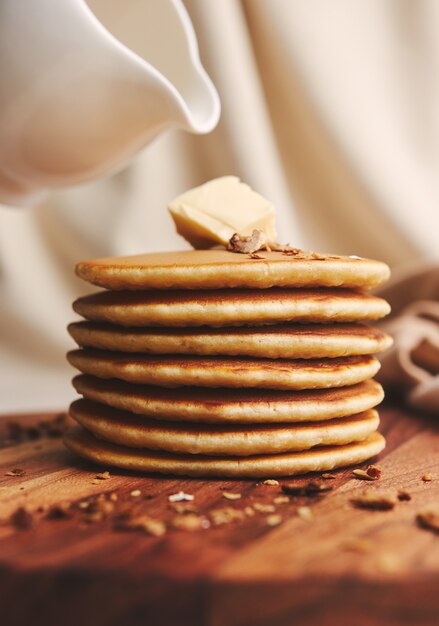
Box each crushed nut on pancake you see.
[351,490,397,511]
[422,473,433,482]
[416,505,439,533]
[227,229,269,254]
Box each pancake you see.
[64,427,386,477]
[72,288,390,328]
[75,249,390,291]
[68,321,393,359]
[69,399,380,456]
[67,350,380,390]
[72,375,384,423]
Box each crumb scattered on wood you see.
[281,481,332,497]
[297,506,314,521]
[351,490,397,511]
[10,506,33,530]
[172,513,210,531]
[266,514,282,527]
[422,473,433,482]
[114,513,166,536]
[253,503,276,513]
[352,465,382,481]
[168,491,194,503]
[46,502,72,520]
[222,491,242,501]
[95,471,111,480]
[273,496,289,504]
[416,505,439,534]
[397,490,412,502]
[210,507,245,525]
[321,473,336,480]
[4,468,25,477]
[262,479,279,486]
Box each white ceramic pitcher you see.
[0,0,220,205]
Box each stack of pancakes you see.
[65,249,392,478]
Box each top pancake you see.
[75,249,390,291]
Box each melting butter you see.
[168,176,277,248]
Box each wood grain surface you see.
[0,401,438,626]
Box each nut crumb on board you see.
[352,465,382,481]
[416,505,439,534]
[351,490,397,511]
[282,481,332,496]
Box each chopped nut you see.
[244,506,255,517]
[270,242,302,254]
[282,481,332,497]
[297,506,314,521]
[253,503,275,513]
[266,514,282,527]
[130,489,142,497]
[109,492,118,502]
[168,491,194,503]
[422,473,433,482]
[210,507,245,525]
[5,468,25,477]
[115,514,166,536]
[222,492,242,501]
[262,479,279,486]
[172,513,210,531]
[11,506,33,530]
[227,229,269,254]
[416,505,439,533]
[397,490,412,502]
[352,465,382,481]
[351,490,397,511]
[273,496,290,504]
[321,473,336,480]
[95,471,111,480]
[78,501,90,509]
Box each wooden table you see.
[0,402,438,626]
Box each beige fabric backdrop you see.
[1,0,439,412]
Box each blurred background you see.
[1,0,439,413]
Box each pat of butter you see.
[168,176,277,248]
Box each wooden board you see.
[0,401,438,626]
